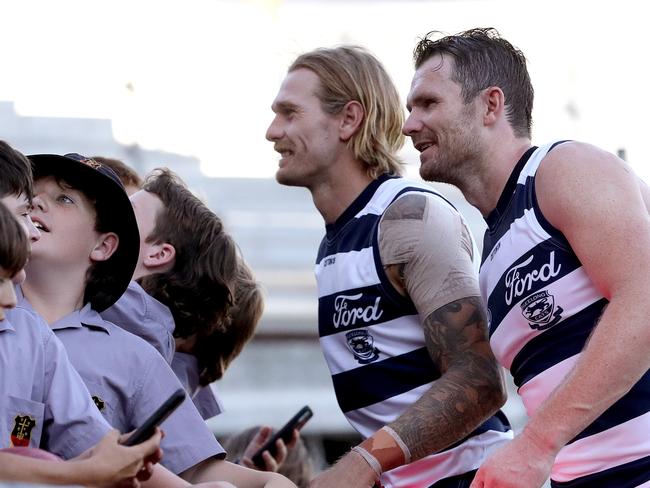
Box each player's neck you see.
[310,162,374,225]
[463,139,532,217]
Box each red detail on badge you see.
[10,415,36,447]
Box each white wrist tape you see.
[352,445,382,478]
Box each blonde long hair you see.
[290,46,405,178]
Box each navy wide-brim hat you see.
[28,153,140,312]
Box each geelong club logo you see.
[521,290,563,330]
[500,251,564,331]
[345,329,380,364]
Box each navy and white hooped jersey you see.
[480,142,650,487]
[316,174,512,488]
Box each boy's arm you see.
[181,458,297,488]
[0,429,161,486]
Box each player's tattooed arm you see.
[380,193,427,295]
[390,297,506,460]
[379,193,506,461]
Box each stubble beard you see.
[419,114,482,189]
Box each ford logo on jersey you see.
[333,294,383,328]
[504,251,561,306]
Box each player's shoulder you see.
[539,141,624,183]
[383,189,458,226]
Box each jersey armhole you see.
[531,176,573,253]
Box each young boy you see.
[103,169,296,471]
[103,168,238,368]
[0,200,163,487]
[21,153,295,488]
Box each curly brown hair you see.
[193,258,263,385]
[137,169,238,352]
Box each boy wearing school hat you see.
[0,198,162,486]
[19,153,295,488]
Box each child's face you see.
[29,177,103,269]
[0,268,21,321]
[0,193,41,243]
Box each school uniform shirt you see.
[171,352,224,420]
[101,281,175,364]
[17,291,226,475]
[1,307,110,459]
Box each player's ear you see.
[481,86,505,127]
[339,100,364,142]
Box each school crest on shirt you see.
[92,395,106,412]
[521,290,563,331]
[10,415,36,447]
[345,329,380,364]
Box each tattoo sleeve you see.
[389,296,506,460]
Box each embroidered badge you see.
[10,415,36,447]
[92,395,106,412]
[80,158,102,170]
[521,290,564,331]
[345,329,380,364]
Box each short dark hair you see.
[193,259,264,385]
[0,202,29,277]
[92,156,143,189]
[413,27,534,138]
[138,169,238,343]
[0,141,33,200]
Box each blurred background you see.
[2,0,647,476]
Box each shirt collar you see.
[131,281,174,330]
[325,173,398,238]
[0,316,15,332]
[485,146,537,227]
[51,304,111,334]
[16,286,110,334]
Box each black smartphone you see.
[251,405,313,468]
[123,388,186,446]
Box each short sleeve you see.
[132,351,226,474]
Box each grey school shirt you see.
[104,282,225,420]
[17,290,226,474]
[102,281,175,364]
[171,352,224,420]
[1,307,110,459]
